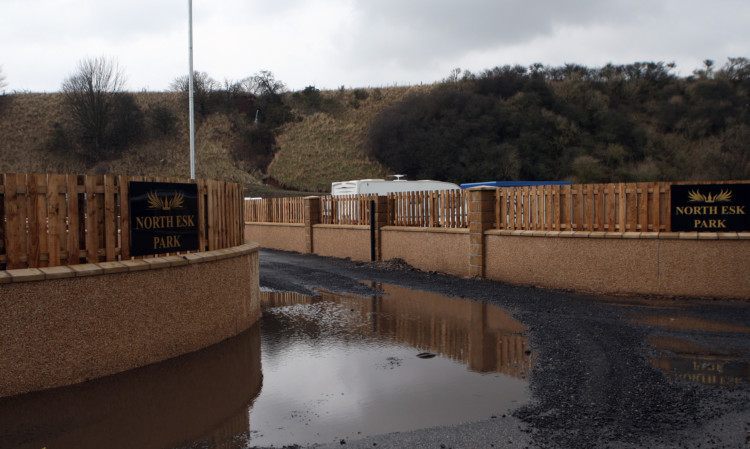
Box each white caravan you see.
[331,175,460,196]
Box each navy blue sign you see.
[129,181,199,256]
[671,184,749,232]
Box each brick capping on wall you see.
[0,243,260,284]
[483,230,750,240]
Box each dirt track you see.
[259,249,750,449]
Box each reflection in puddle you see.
[0,323,262,449]
[0,284,530,449]
[648,337,750,387]
[252,283,532,447]
[627,306,750,387]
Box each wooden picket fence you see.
[387,190,468,228]
[321,194,377,225]
[494,182,670,232]
[243,180,747,232]
[0,174,244,270]
[244,197,305,224]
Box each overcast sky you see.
[2,0,749,93]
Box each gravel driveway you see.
[258,249,750,449]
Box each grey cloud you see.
[339,0,658,69]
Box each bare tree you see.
[61,57,126,152]
[170,71,220,117]
[241,70,286,96]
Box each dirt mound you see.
[358,258,416,271]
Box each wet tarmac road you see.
[259,249,750,449]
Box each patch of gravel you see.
[258,249,750,449]
[355,257,418,271]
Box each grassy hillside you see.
[0,92,261,184]
[268,85,432,192]
[4,61,745,198]
[0,87,421,195]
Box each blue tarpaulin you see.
[460,181,572,188]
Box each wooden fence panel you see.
[385,190,467,229]
[241,180,749,235]
[488,181,709,234]
[0,174,242,269]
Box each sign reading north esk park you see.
[671,183,749,232]
[129,181,200,257]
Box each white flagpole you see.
[188,0,196,180]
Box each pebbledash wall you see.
[245,190,750,299]
[0,243,260,399]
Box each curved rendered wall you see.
[0,243,260,398]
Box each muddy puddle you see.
[0,283,531,449]
[594,295,750,387]
[251,283,532,446]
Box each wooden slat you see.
[66,175,80,264]
[198,180,207,251]
[85,175,99,263]
[570,185,584,231]
[584,184,594,231]
[533,186,542,230]
[594,184,604,232]
[665,184,672,232]
[47,174,65,266]
[523,188,530,230]
[212,179,220,250]
[493,188,501,229]
[606,183,616,232]
[4,174,25,269]
[627,183,637,232]
[103,175,117,261]
[206,180,214,250]
[544,186,557,231]
[616,183,626,233]
[506,187,515,230]
[637,182,648,232]
[652,182,661,232]
[560,184,571,231]
[553,185,561,231]
[27,174,42,268]
[119,175,130,259]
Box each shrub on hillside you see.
[61,57,145,162]
[367,59,750,183]
[148,104,178,135]
[231,125,277,171]
[106,93,145,150]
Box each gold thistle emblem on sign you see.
[687,189,732,203]
[147,191,185,210]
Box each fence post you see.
[373,195,388,261]
[468,187,495,278]
[304,196,321,254]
